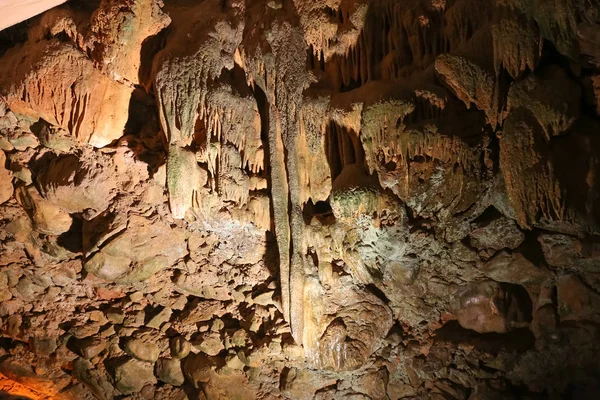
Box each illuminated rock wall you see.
[1,0,600,398]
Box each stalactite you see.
[360,98,415,174]
[203,84,263,174]
[321,0,495,90]
[153,0,245,217]
[506,65,581,139]
[435,53,498,126]
[298,95,332,204]
[491,8,542,79]
[269,21,313,346]
[500,108,565,228]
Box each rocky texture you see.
[111,358,157,395]
[155,358,184,386]
[85,214,188,283]
[0,41,132,147]
[450,280,532,333]
[0,150,13,204]
[0,0,600,399]
[15,185,72,235]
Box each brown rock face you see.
[0,40,132,147]
[469,216,525,251]
[557,275,600,323]
[304,277,393,371]
[16,186,72,235]
[483,251,550,285]
[1,0,600,398]
[451,281,532,333]
[87,0,171,85]
[110,358,157,395]
[36,153,115,217]
[0,150,13,204]
[85,215,188,283]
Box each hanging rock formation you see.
[1,0,600,398]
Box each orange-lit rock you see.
[0,150,13,204]
[87,0,171,85]
[0,40,131,147]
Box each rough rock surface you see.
[0,0,600,399]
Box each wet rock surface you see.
[0,0,599,399]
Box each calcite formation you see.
[0,0,600,399]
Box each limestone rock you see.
[36,154,115,217]
[70,324,102,340]
[172,246,269,301]
[557,275,600,323]
[0,40,132,147]
[29,337,57,357]
[169,336,191,360]
[9,133,39,151]
[85,215,188,283]
[111,358,157,395]
[147,307,172,330]
[507,66,580,138]
[166,145,206,219]
[500,108,563,228]
[105,308,125,324]
[155,358,184,386]
[173,270,232,301]
[0,150,13,204]
[450,281,532,333]
[351,369,388,400]
[124,339,160,363]
[281,368,337,400]
[303,277,393,371]
[184,353,257,400]
[0,356,67,396]
[538,233,600,271]
[483,251,550,285]
[73,358,119,400]
[192,331,224,356]
[491,8,542,78]
[0,0,599,398]
[123,310,146,328]
[435,54,497,125]
[87,0,171,84]
[469,216,525,251]
[16,186,72,235]
[12,165,32,185]
[75,338,107,359]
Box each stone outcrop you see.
[84,214,188,283]
[0,40,132,147]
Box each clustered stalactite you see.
[0,0,600,399]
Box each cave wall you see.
[1,0,600,399]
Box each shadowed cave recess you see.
[1,0,600,399]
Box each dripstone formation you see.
[1,0,600,398]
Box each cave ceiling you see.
[1,0,600,399]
